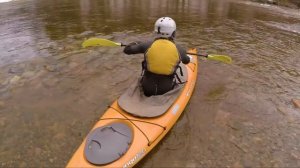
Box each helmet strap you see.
[171,31,176,38]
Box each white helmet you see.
[154,17,176,38]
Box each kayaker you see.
[123,17,190,97]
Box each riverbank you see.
[250,0,300,8]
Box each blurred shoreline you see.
[248,0,300,8]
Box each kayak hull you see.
[66,48,198,168]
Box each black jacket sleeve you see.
[176,44,190,64]
[123,41,152,55]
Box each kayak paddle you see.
[82,38,125,48]
[186,53,232,64]
[82,38,232,64]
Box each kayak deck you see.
[66,48,198,168]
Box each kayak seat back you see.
[118,63,187,118]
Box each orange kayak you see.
[66,48,198,168]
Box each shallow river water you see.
[0,0,300,167]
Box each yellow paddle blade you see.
[207,54,232,64]
[82,38,121,48]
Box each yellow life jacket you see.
[145,39,180,75]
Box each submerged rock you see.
[1,79,9,86]
[215,110,230,126]
[80,31,95,36]
[277,106,289,115]
[8,66,24,74]
[232,161,243,168]
[75,31,95,39]
[291,152,300,159]
[22,71,36,79]
[0,101,5,109]
[34,147,42,155]
[42,78,59,88]
[67,35,75,39]
[253,137,263,144]
[9,75,21,85]
[44,65,57,72]
[0,117,6,127]
[68,62,79,69]
[46,42,58,49]
[292,99,300,108]
[49,158,54,163]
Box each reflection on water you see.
[264,21,300,35]
[0,0,300,167]
[1,0,299,65]
[0,0,12,3]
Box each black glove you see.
[123,41,141,54]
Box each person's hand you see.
[123,41,139,54]
[127,41,141,46]
[123,41,141,54]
